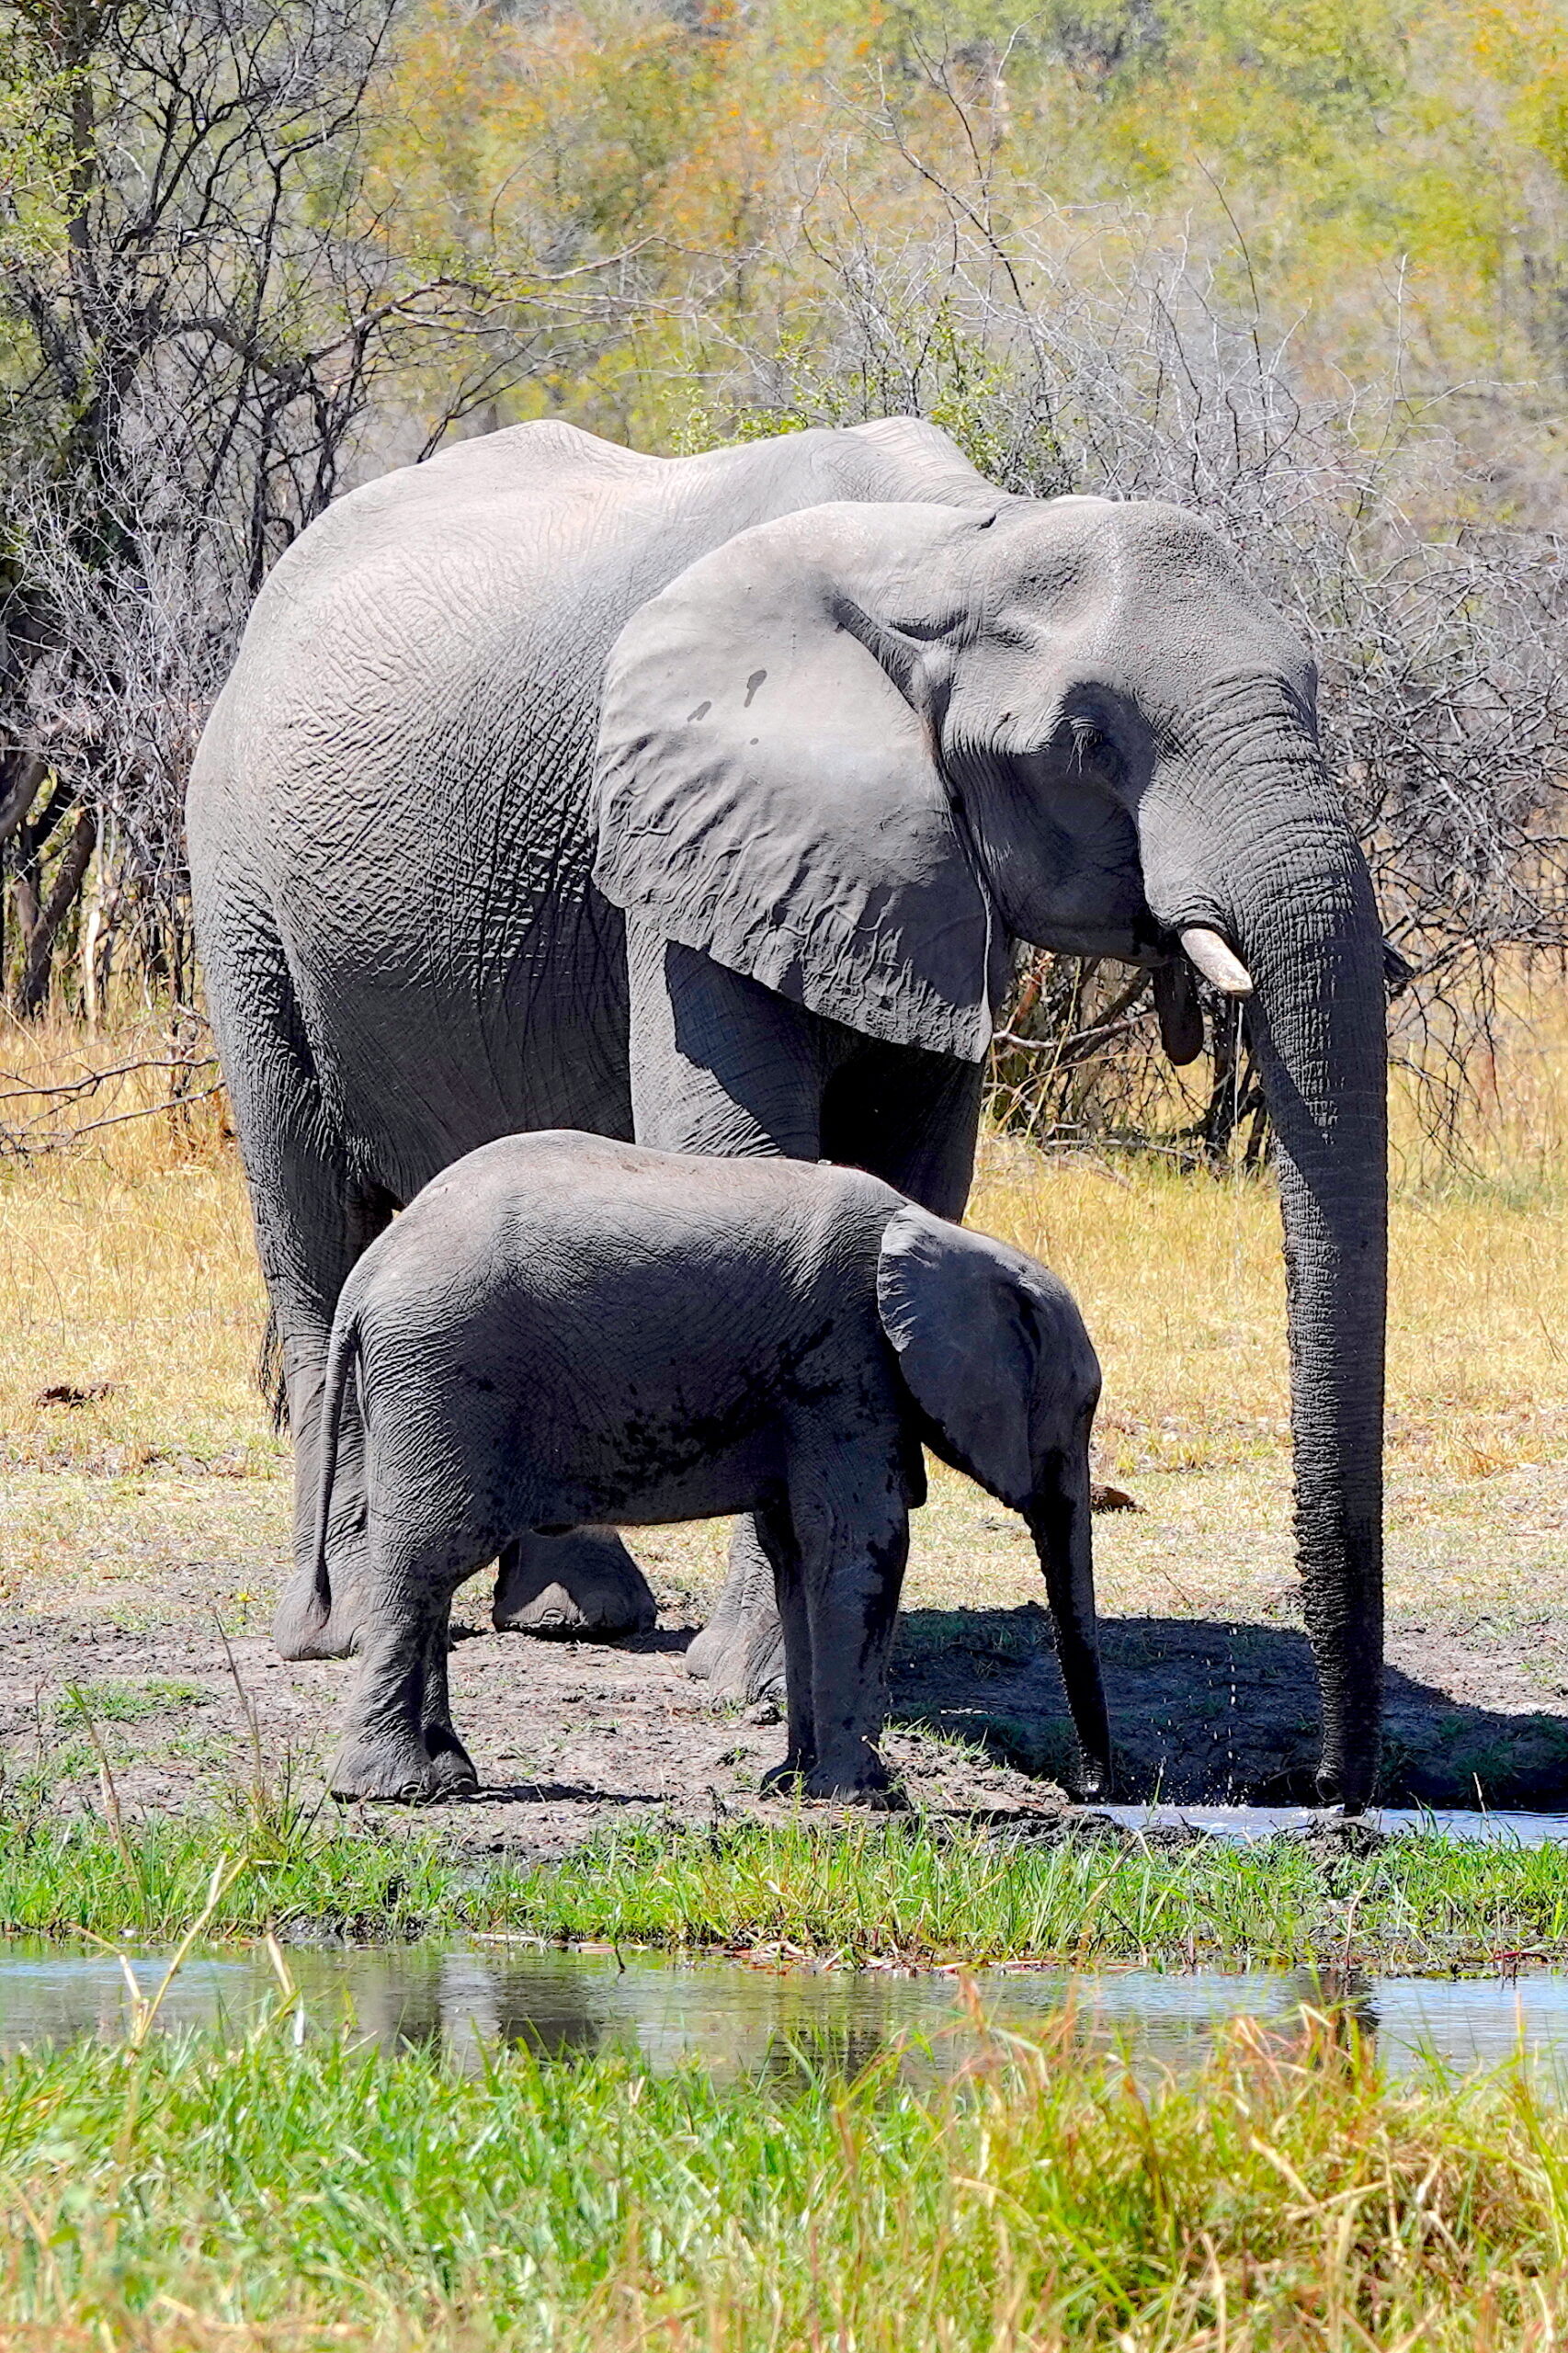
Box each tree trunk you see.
[17,809,97,1017]
[81,859,107,1033]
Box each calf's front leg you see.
[750,1503,816,1782]
[758,1476,910,1806]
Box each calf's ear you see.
[875,1205,1040,1507]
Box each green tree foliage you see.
[364,0,1568,1154]
[365,0,1568,452]
[1,0,1565,1066]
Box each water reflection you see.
[1,1940,1567,2087]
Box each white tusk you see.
[1180,926,1254,997]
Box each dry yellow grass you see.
[979,990,1568,1469]
[0,1010,280,1628]
[0,992,1564,1636]
[970,983,1568,1628]
[0,1005,253,1449]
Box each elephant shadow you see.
[889,1606,1568,1808]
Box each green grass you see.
[0,1996,1563,2349]
[4,1818,1568,2346]
[6,1812,1568,1971]
[0,1806,452,1946]
[56,1677,212,1723]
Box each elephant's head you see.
[594,485,1387,1808]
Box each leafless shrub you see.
[0,1046,222,1156]
[0,0,627,1017]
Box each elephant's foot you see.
[685,1518,784,1699]
[425,1745,479,1800]
[273,1571,362,1663]
[424,1722,479,1799]
[761,1756,905,1810]
[680,1620,723,1681]
[330,1733,442,1805]
[686,1604,785,1703]
[331,1726,477,1806]
[492,1529,656,1640]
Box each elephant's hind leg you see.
[273,1300,390,1663]
[330,1541,482,1805]
[201,910,392,1663]
[492,1529,655,1640]
[683,1518,784,1698]
[415,1610,481,1799]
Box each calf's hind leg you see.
[330,1534,484,1804]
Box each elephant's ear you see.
[876,1205,1044,1507]
[593,501,1004,1062]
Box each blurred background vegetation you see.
[2,0,1567,1161]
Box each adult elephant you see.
[187,415,1388,1809]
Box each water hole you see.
[1090,1805,1568,1842]
[3,1938,1568,2086]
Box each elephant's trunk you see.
[1138,676,1388,1810]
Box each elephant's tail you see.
[310,1296,363,1622]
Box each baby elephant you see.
[311,1132,1112,1807]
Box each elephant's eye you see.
[1075,729,1108,757]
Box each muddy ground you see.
[6,1448,1568,1852]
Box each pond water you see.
[5,1939,1568,2085]
[1090,1805,1568,1844]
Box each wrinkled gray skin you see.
[188,414,1386,1810]
[315,1133,1111,1807]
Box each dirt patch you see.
[6,1529,1568,1855]
[0,1607,1071,1859]
[899,1601,1568,1806]
[7,1412,1568,1836]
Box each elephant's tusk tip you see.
[1180,926,1254,998]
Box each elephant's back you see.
[187,418,995,1195]
[213,415,994,743]
[198,423,923,948]
[371,1132,898,1395]
[209,424,664,771]
[193,426,676,1176]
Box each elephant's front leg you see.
[626,919,982,1704]
[749,1505,815,1784]
[622,919,827,1697]
[764,1473,910,1805]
